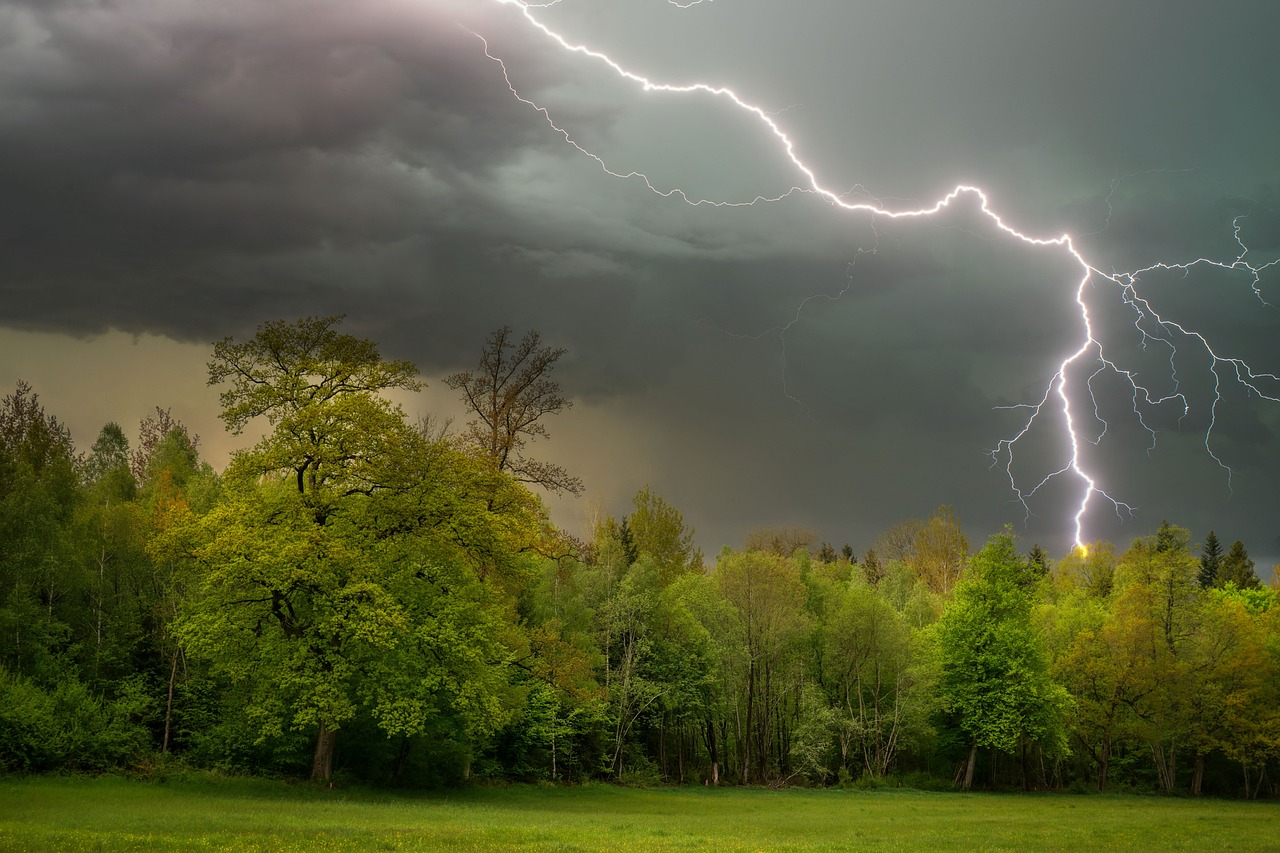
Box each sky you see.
[2,0,1279,569]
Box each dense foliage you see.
[1,320,1277,798]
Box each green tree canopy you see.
[933,532,1070,789]
[208,315,421,498]
[626,486,703,584]
[188,317,526,782]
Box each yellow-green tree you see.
[183,317,520,781]
[911,505,969,594]
[1056,586,1156,791]
[933,532,1071,790]
[1110,527,1201,791]
[626,486,703,585]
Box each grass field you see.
[1,775,1277,851]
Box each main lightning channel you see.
[485,0,1279,550]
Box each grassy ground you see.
[1,775,1277,851]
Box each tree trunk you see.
[657,719,666,779]
[962,743,978,791]
[744,660,756,784]
[1150,740,1177,793]
[1242,763,1265,800]
[162,648,180,753]
[311,723,337,782]
[677,727,685,784]
[392,737,411,786]
[1191,752,1204,796]
[704,719,720,785]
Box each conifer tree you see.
[1198,531,1223,588]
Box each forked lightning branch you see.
[483,0,1280,549]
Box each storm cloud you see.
[2,0,1278,565]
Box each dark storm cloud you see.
[0,0,614,339]
[2,0,1278,564]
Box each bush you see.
[0,667,59,771]
[0,667,151,772]
[850,774,892,791]
[616,755,662,788]
[896,771,956,792]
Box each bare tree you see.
[745,524,815,558]
[873,517,924,565]
[446,326,583,495]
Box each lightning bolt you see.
[481,0,1279,550]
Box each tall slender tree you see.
[1198,531,1223,588]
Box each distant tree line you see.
[1,317,1277,798]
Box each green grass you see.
[1,775,1277,851]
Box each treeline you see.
[1,317,1277,799]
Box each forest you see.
[1,316,1277,799]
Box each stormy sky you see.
[3,0,1279,568]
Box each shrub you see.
[0,668,151,772]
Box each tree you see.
[1154,519,1181,553]
[820,578,932,779]
[595,557,666,780]
[1110,526,1202,791]
[1218,540,1260,590]
[714,549,809,783]
[190,317,517,782]
[76,424,148,687]
[862,549,884,586]
[933,532,1070,790]
[1180,593,1273,795]
[446,327,582,495]
[1028,544,1050,578]
[208,315,421,500]
[0,382,82,683]
[1056,541,1116,598]
[130,408,199,487]
[85,423,133,496]
[1056,585,1155,791]
[911,506,969,593]
[1199,531,1224,588]
[178,479,511,781]
[138,426,220,754]
[627,486,702,584]
[743,525,815,558]
[0,382,78,480]
[873,518,925,564]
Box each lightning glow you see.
[482,0,1279,550]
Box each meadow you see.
[1,776,1277,852]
